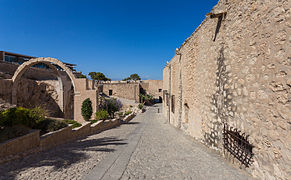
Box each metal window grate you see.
[223,123,254,167]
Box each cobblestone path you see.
[120,105,252,180]
[0,105,252,180]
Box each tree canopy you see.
[88,72,111,82]
[122,73,141,81]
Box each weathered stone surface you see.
[162,0,290,179]
[0,57,100,122]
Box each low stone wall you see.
[40,126,73,150]
[0,130,40,162]
[124,112,135,123]
[0,115,136,163]
[90,119,120,134]
[73,122,91,139]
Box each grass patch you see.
[91,119,98,124]
[138,103,143,109]
[124,111,132,116]
[63,119,82,129]
[36,118,68,135]
[95,109,109,120]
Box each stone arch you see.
[11,57,77,117]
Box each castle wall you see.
[163,0,290,179]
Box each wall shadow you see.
[0,136,127,179]
[16,78,64,118]
[206,46,235,148]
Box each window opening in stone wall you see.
[223,123,254,167]
[184,103,189,123]
[171,95,175,113]
[158,89,162,92]
[109,89,113,96]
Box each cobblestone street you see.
[0,105,251,180]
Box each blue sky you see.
[0,0,218,80]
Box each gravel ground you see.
[0,105,252,180]
[0,120,140,180]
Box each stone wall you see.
[0,130,40,160]
[163,0,290,179]
[0,114,136,163]
[74,78,98,122]
[100,82,140,102]
[141,80,163,100]
[0,61,75,119]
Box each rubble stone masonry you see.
[163,0,290,179]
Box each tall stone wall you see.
[163,0,290,179]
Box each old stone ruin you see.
[163,0,290,179]
[0,56,99,122]
[0,52,163,124]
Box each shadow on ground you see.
[125,122,140,125]
[0,136,127,180]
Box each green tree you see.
[122,73,141,81]
[81,98,93,121]
[88,72,111,82]
[77,74,87,78]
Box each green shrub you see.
[81,98,93,121]
[78,74,87,78]
[139,94,154,105]
[63,119,82,129]
[95,109,109,120]
[138,104,143,109]
[36,118,67,134]
[30,106,47,125]
[99,98,122,118]
[118,112,124,117]
[124,111,132,116]
[0,107,69,136]
[0,107,36,128]
[91,119,98,124]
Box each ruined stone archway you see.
[11,57,78,118]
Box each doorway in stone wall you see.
[159,96,162,103]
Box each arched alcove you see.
[11,57,77,118]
